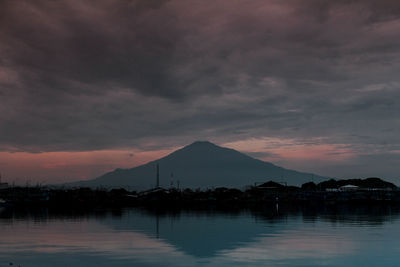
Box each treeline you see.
[301,177,396,191]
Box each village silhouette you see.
[0,176,398,208]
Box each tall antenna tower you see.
[156,163,159,188]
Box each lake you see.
[1,204,400,266]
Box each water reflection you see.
[1,204,400,266]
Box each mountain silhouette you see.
[69,141,328,190]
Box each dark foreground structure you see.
[0,178,398,208]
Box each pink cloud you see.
[223,138,355,162]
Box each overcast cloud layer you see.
[1,0,400,180]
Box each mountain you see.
[68,141,329,190]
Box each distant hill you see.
[67,141,329,190]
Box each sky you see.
[1,0,400,184]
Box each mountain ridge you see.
[67,141,330,189]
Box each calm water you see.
[1,204,400,266]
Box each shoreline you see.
[1,185,399,209]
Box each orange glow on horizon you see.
[0,148,175,184]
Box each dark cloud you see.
[1,0,400,179]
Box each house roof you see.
[258,181,285,188]
[340,184,359,188]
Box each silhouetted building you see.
[0,183,8,190]
[258,181,285,190]
[339,185,359,191]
